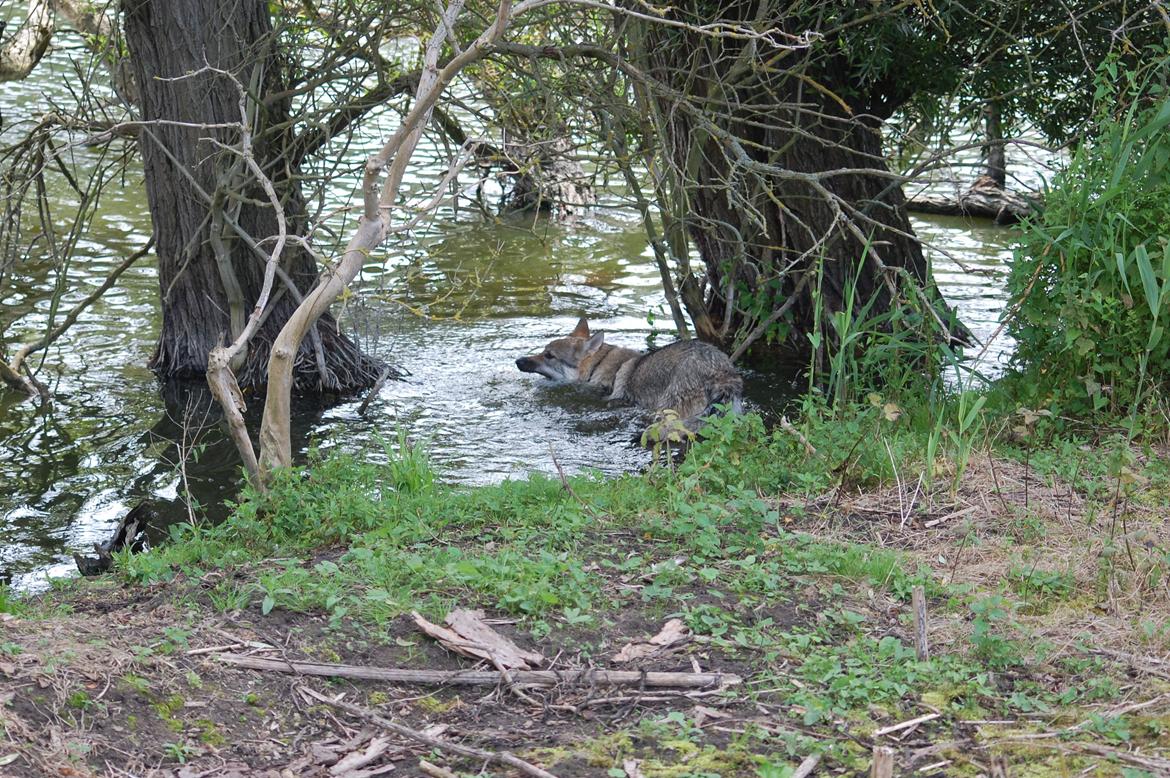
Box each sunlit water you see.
[0,33,1044,590]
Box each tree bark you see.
[983,101,1006,188]
[637,3,967,364]
[0,0,53,81]
[121,0,383,394]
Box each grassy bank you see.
[3,401,1169,777]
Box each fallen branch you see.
[3,237,154,397]
[300,686,560,778]
[779,416,817,456]
[791,753,822,778]
[358,365,393,415]
[873,711,940,737]
[214,653,740,688]
[906,178,1039,225]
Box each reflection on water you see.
[1,36,1025,591]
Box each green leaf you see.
[1133,244,1161,317]
[1115,251,1132,295]
[261,594,275,615]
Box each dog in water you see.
[515,318,742,424]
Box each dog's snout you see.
[516,356,535,372]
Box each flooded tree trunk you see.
[639,8,967,363]
[121,0,383,393]
[982,101,1007,188]
[906,100,1038,224]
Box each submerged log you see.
[907,176,1040,225]
[72,503,152,576]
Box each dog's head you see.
[516,317,604,381]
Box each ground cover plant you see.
[2,402,1168,777]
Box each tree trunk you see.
[637,4,967,365]
[982,101,1006,188]
[122,0,383,393]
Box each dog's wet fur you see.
[516,318,743,421]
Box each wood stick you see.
[418,760,458,778]
[791,752,822,778]
[358,365,393,415]
[870,746,894,778]
[300,686,560,778]
[911,586,929,661]
[215,654,740,688]
[873,712,940,737]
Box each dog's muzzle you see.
[516,356,538,373]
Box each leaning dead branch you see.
[214,653,742,688]
[1,0,127,85]
[197,58,293,488]
[0,0,53,81]
[257,0,517,477]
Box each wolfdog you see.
[515,318,743,421]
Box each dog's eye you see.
[543,351,555,360]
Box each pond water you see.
[0,33,1034,591]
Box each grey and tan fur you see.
[515,317,742,420]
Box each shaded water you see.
[1,38,1028,591]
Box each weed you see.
[969,595,1026,669]
[66,690,92,710]
[162,741,196,764]
[1008,564,1075,608]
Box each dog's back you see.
[615,340,743,420]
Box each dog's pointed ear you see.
[584,331,605,354]
[571,317,590,338]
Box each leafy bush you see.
[1007,57,1170,418]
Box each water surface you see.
[1,34,1029,590]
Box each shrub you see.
[1006,55,1170,419]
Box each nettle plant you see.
[1007,54,1170,418]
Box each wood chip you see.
[791,753,822,778]
[614,619,691,662]
[331,735,391,775]
[412,610,544,670]
[419,760,457,778]
[692,704,730,727]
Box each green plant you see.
[969,595,1025,669]
[380,427,436,496]
[163,741,196,764]
[1007,55,1170,421]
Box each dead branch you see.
[3,238,155,396]
[791,753,821,778]
[257,0,515,476]
[213,653,741,688]
[300,686,561,778]
[0,0,53,82]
